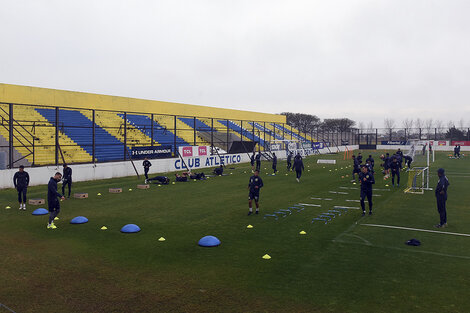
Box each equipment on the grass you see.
[109,188,123,193]
[74,193,88,199]
[121,224,141,233]
[198,235,221,247]
[137,184,150,189]
[246,224,254,229]
[32,208,48,215]
[70,216,89,224]
[101,226,108,230]
[158,237,166,241]
[405,238,421,246]
[404,167,431,194]
[299,230,307,235]
[343,147,353,160]
[317,159,336,164]
[262,254,271,260]
[29,198,45,205]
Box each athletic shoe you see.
[369,211,372,215]
[434,224,442,228]
[361,212,366,216]
[255,211,259,215]
[23,205,26,210]
[247,211,253,216]
[145,179,148,184]
[441,223,447,228]
[296,178,300,182]
[47,223,57,229]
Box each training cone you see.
[346,175,349,177]
[299,230,307,235]
[5,206,11,209]
[262,254,271,260]
[353,182,357,185]
[97,193,102,196]
[230,172,233,175]
[158,184,162,187]
[129,188,133,191]
[101,226,108,230]
[385,184,389,187]
[54,217,59,221]
[247,224,254,229]
[193,179,197,182]
[158,237,166,241]
[244,171,246,173]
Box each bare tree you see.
[358,122,365,130]
[435,120,444,139]
[367,121,374,132]
[384,118,395,129]
[458,118,465,129]
[401,118,413,137]
[424,118,433,139]
[447,120,455,129]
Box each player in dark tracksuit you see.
[457,145,461,158]
[396,149,403,167]
[403,155,413,169]
[351,155,360,182]
[255,153,261,171]
[247,170,263,215]
[383,153,391,177]
[365,155,374,170]
[62,164,72,198]
[143,158,152,181]
[272,153,278,175]
[435,168,450,228]
[390,157,401,187]
[286,152,293,171]
[47,172,65,229]
[147,176,170,184]
[293,154,304,182]
[357,153,363,164]
[250,153,255,172]
[359,165,375,216]
[13,165,30,210]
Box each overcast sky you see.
[1,0,469,127]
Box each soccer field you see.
[1,151,469,313]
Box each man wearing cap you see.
[359,164,375,216]
[435,168,450,228]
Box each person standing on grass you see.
[286,151,293,171]
[351,155,360,183]
[47,172,65,229]
[434,168,450,228]
[247,170,263,215]
[366,154,374,171]
[143,157,152,182]
[359,164,375,216]
[250,153,255,172]
[13,165,29,210]
[62,164,72,198]
[255,152,261,172]
[272,153,277,175]
[390,156,401,187]
[293,153,304,182]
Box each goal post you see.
[404,166,432,194]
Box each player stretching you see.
[359,165,375,216]
[247,170,263,215]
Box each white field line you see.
[334,205,360,210]
[311,198,333,201]
[333,240,470,260]
[361,224,470,238]
[298,203,322,207]
[345,199,360,202]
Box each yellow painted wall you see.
[0,84,286,123]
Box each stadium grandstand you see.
[0,84,321,168]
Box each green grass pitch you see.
[1,151,469,313]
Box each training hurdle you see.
[73,193,88,199]
[263,214,278,220]
[109,188,123,193]
[28,198,45,205]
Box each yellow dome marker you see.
[262,254,271,260]
[158,237,166,241]
[128,188,133,191]
[97,193,102,196]
[5,206,11,209]
[54,217,59,221]
[385,184,389,187]
[101,226,108,230]
[158,184,162,187]
[172,182,175,185]
[353,182,357,185]
[247,224,253,229]
[299,230,307,235]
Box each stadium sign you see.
[131,145,172,159]
[451,141,470,146]
[381,141,407,145]
[271,143,281,151]
[312,142,324,149]
[174,154,243,170]
[178,145,210,157]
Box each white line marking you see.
[311,197,322,200]
[345,199,360,202]
[298,203,322,207]
[329,191,338,194]
[310,198,334,201]
[334,206,360,210]
[333,240,470,260]
[344,234,372,246]
[372,194,382,197]
[361,224,470,238]
[338,191,349,195]
[324,198,333,201]
[373,188,390,191]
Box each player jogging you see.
[247,170,263,215]
[13,165,29,210]
[143,157,152,181]
[359,165,375,216]
[293,153,304,182]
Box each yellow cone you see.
[262,254,271,260]
[5,206,11,209]
[97,193,102,196]
[54,217,59,221]
[230,172,233,175]
[193,179,197,182]
[247,224,254,229]
[299,230,307,235]
[172,182,175,185]
[385,184,389,187]
[101,226,107,230]
[158,184,162,187]
[353,182,357,185]
[158,237,166,241]
[128,188,133,191]
[285,173,288,176]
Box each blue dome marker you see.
[32,208,48,216]
[120,224,141,233]
[70,216,89,224]
[198,235,221,247]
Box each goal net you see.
[406,140,435,168]
[404,166,431,194]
